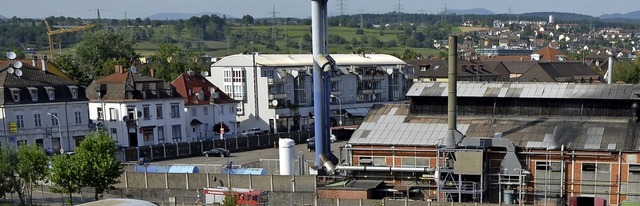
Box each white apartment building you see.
[171,72,239,140]
[87,66,187,147]
[0,58,92,152]
[206,53,413,133]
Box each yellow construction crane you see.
[44,20,95,59]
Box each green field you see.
[126,25,466,58]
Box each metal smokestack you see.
[445,35,458,148]
[607,57,613,84]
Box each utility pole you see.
[337,0,347,26]
[269,5,280,44]
[396,0,403,24]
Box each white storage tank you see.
[278,138,295,175]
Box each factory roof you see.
[349,104,639,151]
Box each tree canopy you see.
[75,130,124,200]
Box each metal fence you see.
[119,131,312,162]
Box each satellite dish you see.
[271,99,279,106]
[15,69,22,77]
[201,71,210,76]
[12,61,22,69]
[123,116,129,122]
[6,52,16,60]
[7,67,14,74]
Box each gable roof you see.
[537,62,599,81]
[86,68,179,101]
[535,46,571,62]
[171,72,237,105]
[0,62,87,105]
[408,59,507,79]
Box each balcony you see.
[268,93,288,100]
[125,119,137,127]
[330,91,342,96]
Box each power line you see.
[336,0,348,26]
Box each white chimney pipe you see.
[607,57,613,84]
[41,55,48,72]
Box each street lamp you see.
[211,104,223,140]
[329,95,342,126]
[47,112,63,153]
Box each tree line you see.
[0,130,123,206]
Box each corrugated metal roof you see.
[408,82,640,100]
[349,104,639,151]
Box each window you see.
[229,106,234,114]
[111,128,117,142]
[50,112,59,126]
[170,104,180,118]
[97,107,103,120]
[143,105,150,119]
[203,107,208,115]
[191,108,197,116]
[74,111,82,124]
[223,70,232,83]
[233,85,244,98]
[28,87,38,101]
[581,162,610,200]
[535,161,562,195]
[127,107,135,120]
[16,115,24,128]
[109,108,117,121]
[156,104,163,119]
[233,69,245,83]
[171,125,181,141]
[401,157,430,167]
[358,156,386,166]
[34,114,41,127]
[10,88,20,102]
[68,86,78,99]
[45,86,55,100]
[157,126,165,143]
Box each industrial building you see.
[326,81,640,205]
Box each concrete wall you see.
[116,172,316,193]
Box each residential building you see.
[171,71,238,140]
[206,53,413,133]
[86,66,186,147]
[0,57,91,152]
[408,59,510,82]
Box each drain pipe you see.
[335,165,435,173]
[617,150,622,205]
[560,145,565,201]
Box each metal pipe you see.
[560,145,565,200]
[311,0,326,167]
[518,151,615,157]
[617,150,622,205]
[446,35,457,148]
[571,150,575,197]
[335,165,435,173]
[343,147,439,152]
[607,56,613,84]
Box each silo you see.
[279,138,295,175]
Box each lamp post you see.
[329,94,342,126]
[211,104,223,140]
[47,112,63,153]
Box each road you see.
[153,140,347,166]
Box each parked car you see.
[240,128,263,136]
[306,134,337,152]
[203,148,230,157]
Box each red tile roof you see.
[171,73,237,105]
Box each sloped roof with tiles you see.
[171,72,237,105]
[0,62,87,105]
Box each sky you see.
[1,0,638,19]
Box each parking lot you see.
[153,139,347,167]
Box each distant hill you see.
[0,15,6,20]
[600,10,640,19]
[520,12,597,21]
[441,8,495,15]
[147,12,233,20]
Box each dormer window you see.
[28,87,38,101]
[68,86,78,99]
[9,88,20,102]
[45,86,55,101]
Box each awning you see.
[190,119,203,125]
[345,108,370,117]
